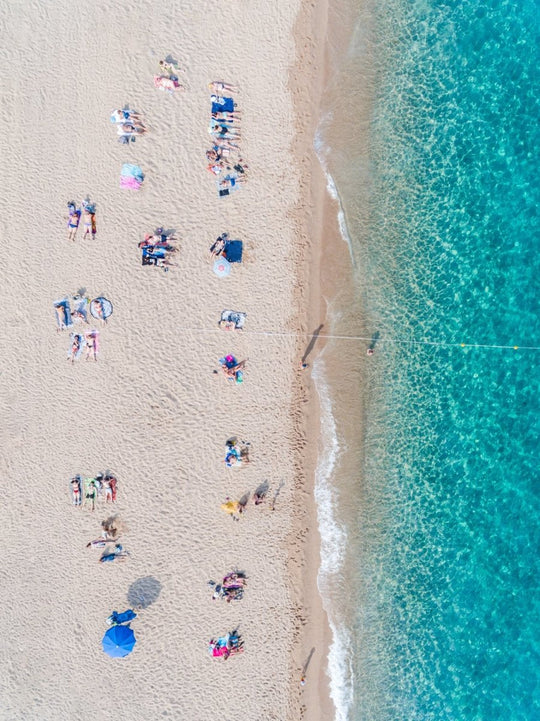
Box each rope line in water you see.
[177,326,539,351]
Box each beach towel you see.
[211,95,235,113]
[68,333,85,361]
[154,75,180,93]
[72,296,89,323]
[90,297,113,321]
[120,164,144,190]
[108,609,137,625]
[110,109,130,123]
[220,310,247,329]
[224,240,243,263]
[142,246,166,260]
[54,298,73,329]
[85,330,100,359]
[217,173,240,197]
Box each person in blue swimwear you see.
[67,203,81,241]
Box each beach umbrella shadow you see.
[127,576,162,609]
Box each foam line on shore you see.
[312,354,354,721]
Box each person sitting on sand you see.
[101,518,119,539]
[223,359,246,380]
[219,319,236,331]
[159,59,179,77]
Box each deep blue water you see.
[328,1,540,718]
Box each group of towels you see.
[207,86,248,197]
[154,57,183,94]
[208,571,248,603]
[70,473,118,507]
[208,631,244,660]
[139,229,178,270]
[55,294,113,361]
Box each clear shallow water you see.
[317,1,540,719]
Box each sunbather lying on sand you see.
[212,111,241,122]
[87,538,108,549]
[71,476,82,505]
[55,303,69,330]
[85,330,99,361]
[117,122,146,135]
[68,333,83,363]
[111,108,142,124]
[212,137,240,152]
[210,234,228,257]
[154,75,183,92]
[99,544,129,563]
[210,124,241,140]
[84,481,97,511]
[82,207,96,238]
[208,81,237,94]
[67,203,80,241]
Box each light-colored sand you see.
[0,0,333,720]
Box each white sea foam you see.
[312,355,354,721]
[314,128,355,265]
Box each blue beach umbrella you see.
[102,624,136,658]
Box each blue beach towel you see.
[121,164,144,182]
[224,240,243,263]
[211,96,235,114]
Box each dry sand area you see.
[0,0,331,720]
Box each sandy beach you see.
[0,1,335,719]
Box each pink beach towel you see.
[120,176,142,190]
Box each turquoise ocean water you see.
[316,1,540,719]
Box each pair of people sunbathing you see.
[68,330,99,362]
[110,108,147,143]
[139,229,178,270]
[224,437,250,467]
[67,200,96,241]
[209,571,248,602]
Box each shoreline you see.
[288,0,359,719]
[289,0,379,718]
